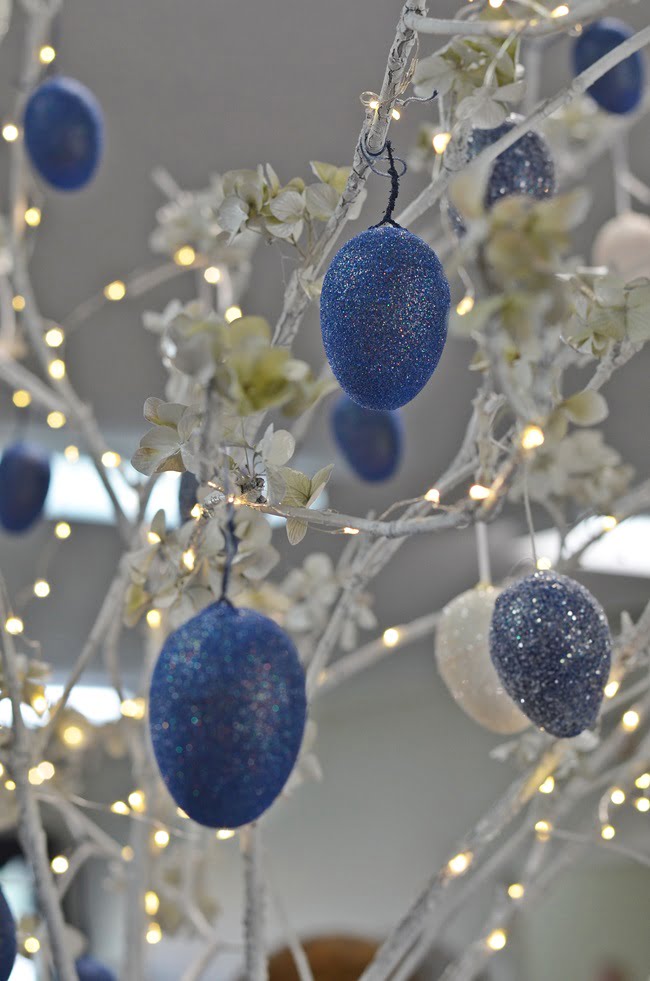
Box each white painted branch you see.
[405,0,629,38]
[0,358,68,415]
[398,24,650,228]
[241,824,268,981]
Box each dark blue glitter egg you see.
[320,225,450,410]
[76,955,117,981]
[178,471,199,523]
[573,19,645,115]
[0,887,16,981]
[150,601,306,828]
[490,571,611,738]
[0,441,51,533]
[24,77,104,190]
[331,394,403,483]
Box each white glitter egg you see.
[592,211,650,281]
[435,585,529,735]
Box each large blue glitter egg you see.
[76,955,117,981]
[490,571,611,738]
[320,225,450,410]
[331,394,403,483]
[573,19,645,115]
[24,77,104,190]
[149,601,307,828]
[0,441,51,533]
[0,887,16,981]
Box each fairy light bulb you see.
[610,788,625,805]
[601,824,616,840]
[488,0,504,7]
[432,132,452,154]
[33,579,51,598]
[368,99,380,110]
[39,44,56,64]
[146,923,162,945]
[456,295,475,316]
[602,515,618,532]
[28,767,44,785]
[48,359,66,380]
[111,800,130,815]
[55,521,71,539]
[190,503,202,519]
[153,828,170,848]
[61,725,85,747]
[469,484,491,501]
[204,266,221,283]
[51,855,69,874]
[507,883,524,900]
[521,425,545,450]
[47,411,66,429]
[173,245,196,266]
[144,891,159,915]
[146,609,162,629]
[635,797,650,812]
[604,680,619,698]
[2,122,19,142]
[45,326,64,347]
[38,761,55,780]
[216,828,236,841]
[4,780,16,791]
[538,776,555,794]
[12,295,25,311]
[342,526,360,535]
[551,3,570,15]
[534,819,552,840]
[391,108,401,120]
[101,451,121,468]
[383,627,400,647]
[536,557,553,571]
[635,773,650,790]
[225,305,242,323]
[31,692,48,714]
[12,389,31,408]
[5,616,24,635]
[24,937,40,954]
[121,697,146,719]
[447,852,472,876]
[24,206,41,227]
[486,929,507,951]
[622,710,640,732]
[181,549,196,571]
[424,487,440,504]
[128,790,146,812]
[121,846,134,862]
[104,280,126,301]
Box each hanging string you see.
[522,469,538,567]
[362,138,407,229]
[219,500,239,605]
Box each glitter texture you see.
[490,571,612,738]
[435,586,529,735]
[320,225,450,411]
[149,601,306,828]
[573,19,644,116]
[0,887,15,981]
[24,77,104,191]
[331,394,403,483]
[76,956,116,981]
[0,441,51,534]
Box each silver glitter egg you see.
[435,586,529,735]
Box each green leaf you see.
[563,390,608,426]
[305,183,340,221]
[286,517,308,546]
[279,468,312,507]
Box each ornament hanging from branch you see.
[573,19,645,116]
[0,888,16,981]
[330,394,403,483]
[76,955,117,981]
[320,140,450,411]
[0,441,51,533]
[592,211,650,281]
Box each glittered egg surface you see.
[435,586,529,735]
[0,887,16,981]
[76,955,117,981]
[573,19,645,115]
[0,442,51,534]
[490,571,611,738]
[149,601,306,828]
[593,211,650,281]
[320,225,450,410]
[24,77,104,190]
[331,394,403,483]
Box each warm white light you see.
[610,788,626,806]
[521,425,545,450]
[24,206,41,227]
[343,526,360,535]
[28,767,44,785]
[147,530,162,545]
[4,780,15,791]
[602,515,618,532]
[622,710,640,732]
[5,616,24,635]
[173,245,196,266]
[39,44,56,64]
[104,280,126,301]
[551,4,570,16]
[64,444,80,463]
[153,828,170,848]
[101,451,121,468]
[488,0,504,7]
[225,305,242,323]
[487,929,507,951]
[601,824,616,840]
[424,487,440,504]
[24,937,40,954]
[634,797,650,812]
[456,295,475,316]
[128,790,146,812]
[12,294,25,311]
[146,923,162,945]
[507,883,525,900]
[51,855,69,874]
[369,99,380,110]
[38,761,55,780]
[146,609,162,629]
[204,266,221,284]
[604,680,619,698]
[122,845,134,862]
[33,579,51,598]
[635,773,650,790]
[182,549,196,571]
[45,326,64,347]
[111,800,130,815]
[12,389,32,408]
[31,693,48,714]
[534,819,552,840]
[144,891,159,915]
[536,556,553,571]
[61,725,85,747]
[447,852,472,876]
[391,108,401,120]
[190,503,202,519]
[469,484,491,501]
[2,122,19,142]
[433,131,452,154]
[48,359,66,380]
[47,411,66,429]
[216,828,236,841]
[383,627,400,647]
[55,521,71,539]
[177,807,189,819]
[121,697,146,720]
[539,776,555,794]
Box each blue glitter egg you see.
[331,394,403,483]
[178,471,199,523]
[76,955,117,981]
[490,571,611,738]
[573,19,645,115]
[149,601,306,828]
[0,888,15,981]
[24,77,104,190]
[320,225,450,410]
[0,441,51,534]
